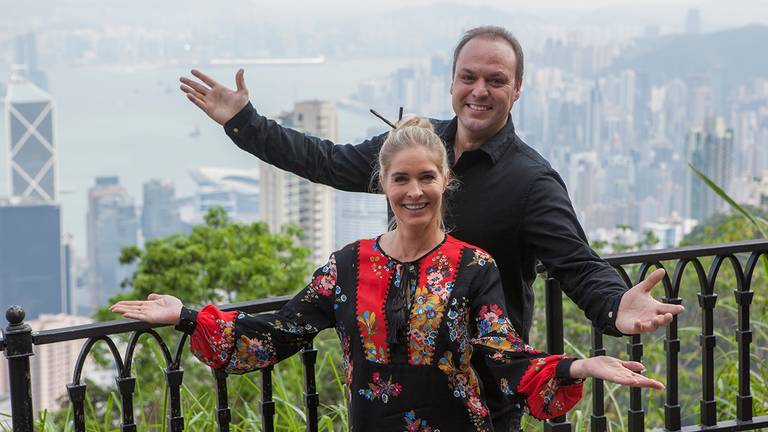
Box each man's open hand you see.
[615,268,685,334]
[180,69,249,125]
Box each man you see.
[180,26,683,430]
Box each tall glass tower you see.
[5,73,57,202]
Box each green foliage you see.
[95,207,311,323]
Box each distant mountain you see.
[609,24,768,85]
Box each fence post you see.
[4,306,34,432]
[542,272,572,432]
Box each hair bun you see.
[394,115,434,132]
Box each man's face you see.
[451,37,521,140]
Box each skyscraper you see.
[685,8,702,35]
[86,177,138,311]
[142,178,180,241]
[5,73,57,202]
[0,197,64,320]
[260,101,337,265]
[685,118,734,221]
[586,81,603,152]
[14,33,48,91]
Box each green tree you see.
[106,207,311,312]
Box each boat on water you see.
[209,56,325,66]
[189,124,200,138]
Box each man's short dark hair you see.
[452,26,524,90]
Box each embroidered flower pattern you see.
[499,378,515,396]
[302,255,338,303]
[192,318,236,366]
[403,410,437,432]
[370,243,397,279]
[446,297,470,354]
[473,304,539,355]
[468,249,495,267]
[271,318,316,335]
[229,332,278,372]
[408,250,456,365]
[335,323,354,401]
[334,284,348,310]
[408,285,444,365]
[358,372,403,403]
[537,367,564,415]
[437,351,489,431]
[358,311,388,363]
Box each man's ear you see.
[449,80,454,95]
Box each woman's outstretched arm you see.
[464,248,662,420]
[111,254,339,373]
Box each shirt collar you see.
[437,115,516,166]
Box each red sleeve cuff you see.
[516,355,584,420]
[190,304,239,369]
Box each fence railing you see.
[2,238,767,431]
[543,239,768,432]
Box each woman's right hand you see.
[110,293,184,325]
[569,356,664,390]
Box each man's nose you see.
[471,80,490,97]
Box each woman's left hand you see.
[110,293,184,325]
[569,356,665,390]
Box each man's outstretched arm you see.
[180,69,382,193]
[522,172,683,336]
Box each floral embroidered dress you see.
[188,236,583,431]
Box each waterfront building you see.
[86,177,138,311]
[142,178,180,241]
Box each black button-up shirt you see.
[224,103,627,339]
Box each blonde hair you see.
[375,116,457,231]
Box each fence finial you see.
[6,305,25,325]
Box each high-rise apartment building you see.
[685,118,735,221]
[0,198,65,320]
[335,191,388,249]
[86,176,138,311]
[260,101,337,265]
[142,178,180,241]
[5,73,57,202]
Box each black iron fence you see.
[1,239,767,431]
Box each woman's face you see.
[382,146,446,232]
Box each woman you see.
[112,117,663,432]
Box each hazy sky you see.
[241,0,767,25]
[3,0,768,28]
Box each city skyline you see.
[0,4,767,315]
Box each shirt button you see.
[233,127,240,133]
[608,311,613,318]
